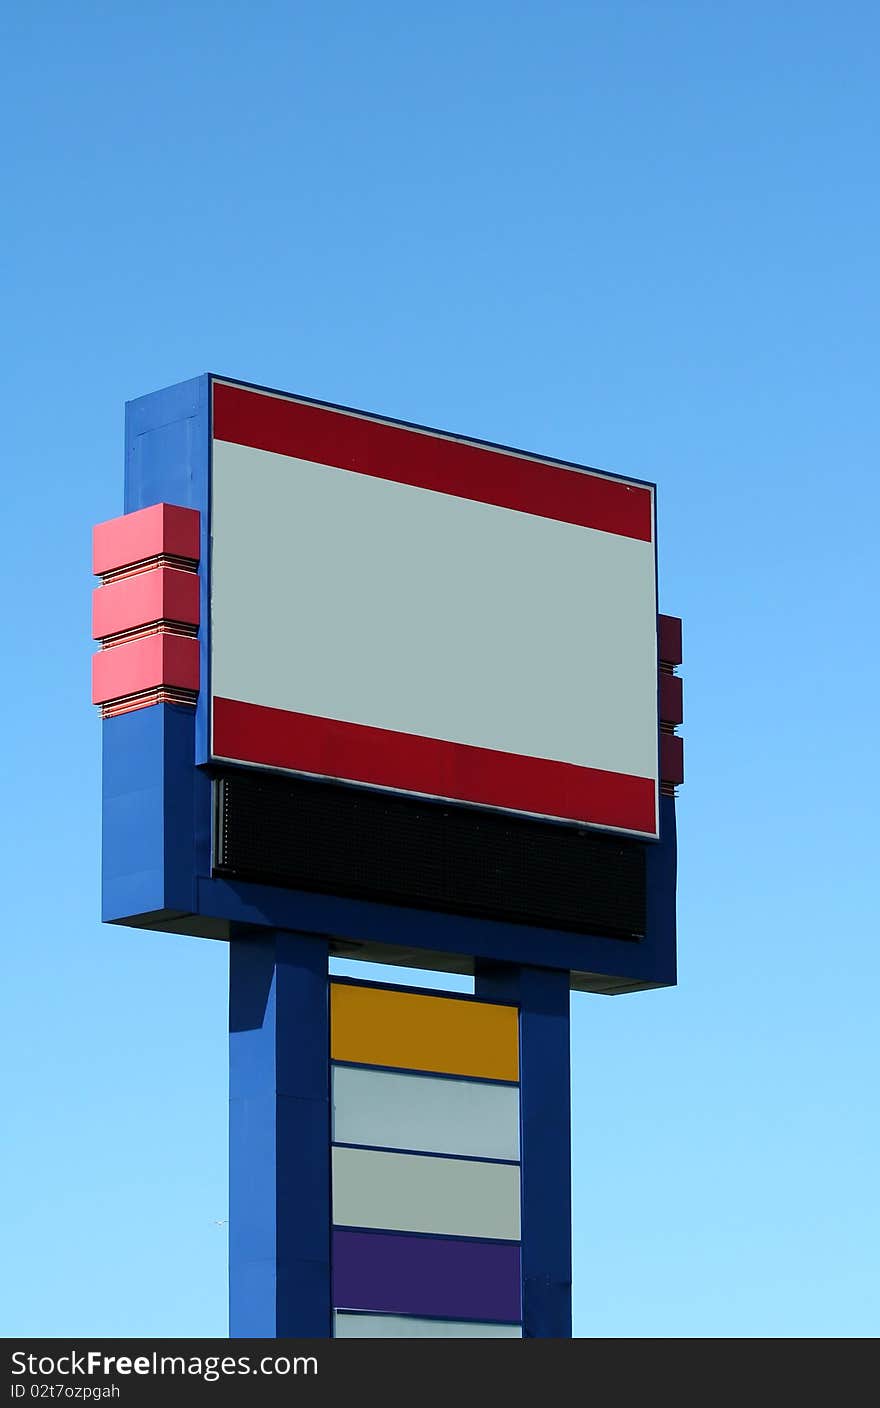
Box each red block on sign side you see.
[659,671,683,727]
[92,634,199,704]
[92,567,199,640]
[93,503,200,576]
[660,732,684,787]
[658,614,682,666]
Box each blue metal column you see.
[229,930,332,1337]
[474,962,572,1338]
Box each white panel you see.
[334,1312,522,1338]
[332,1065,520,1162]
[332,1146,521,1241]
[211,440,658,781]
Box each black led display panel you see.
[215,769,647,939]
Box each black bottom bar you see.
[215,769,647,939]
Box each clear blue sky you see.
[2,1,878,1338]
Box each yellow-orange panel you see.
[330,983,518,1083]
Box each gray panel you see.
[331,1146,521,1241]
[334,1312,521,1339]
[212,440,658,787]
[332,1064,520,1161]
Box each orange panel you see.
[330,983,518,1083]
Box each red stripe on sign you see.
[213,697,657,834]
[213,383,653,542]
[658,614,682,666]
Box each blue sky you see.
[2,1,878,1337]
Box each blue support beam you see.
[474,962,572,1338]
[101,703,202,923]
[229,931,331,1337]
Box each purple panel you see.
[333,1229,521,1324]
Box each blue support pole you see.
[229,931,331,1337]
[474,962,572,1338]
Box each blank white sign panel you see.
[331,1146,521,1242]
[331,1064,520,1162]
[333,1313,522,1338]
[210,382,659,836]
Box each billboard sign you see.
[92,374,682,994]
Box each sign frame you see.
[103,373,678,994]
